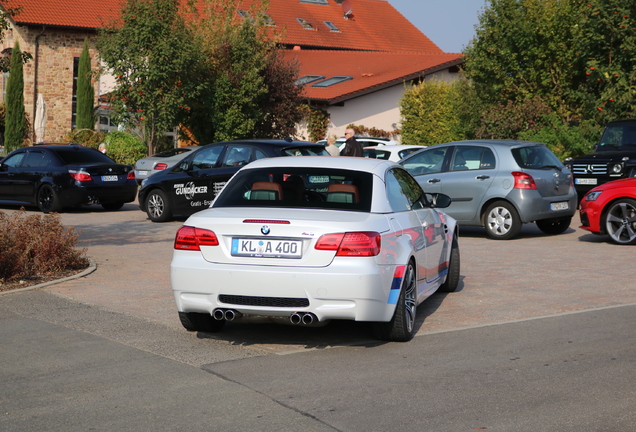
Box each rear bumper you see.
[506,188,577,223]
[60,183,137,206]
[171,251,399,323]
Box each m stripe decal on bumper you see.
[387,265,405,305]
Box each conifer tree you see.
[5,41,26,152]
[76,38,95,130]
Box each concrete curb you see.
[0,259,97,296]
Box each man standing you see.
[339,128,363,157]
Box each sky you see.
[388,0,488,53]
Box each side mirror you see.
[426,192,452,209]
[0,163,7,172]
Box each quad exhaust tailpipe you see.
[290,312,317,325]
[212,308,241,321]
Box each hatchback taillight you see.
[174,226,219,251]
[511,171,537,190]
[315,231,381,256]
[155,163,168,170]
[68,170,92,181]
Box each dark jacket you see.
[340,136,363,157]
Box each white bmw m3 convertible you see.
[171,157,460,341]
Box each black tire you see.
[37,184,62,213]
[536,216,572,235]
[145,189,172,222]
[373,261,417,342]
[484,200,522,240]
[178,312,225,332]
[102,202,124,211]
[604,198,636,245]
[439,235,460,293]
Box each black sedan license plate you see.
[231,238,302,259]
[102,175,118,181]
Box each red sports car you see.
[579,177,636,244]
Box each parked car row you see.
[2,135,634,343]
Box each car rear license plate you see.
[550,201,569,211]
[137,170,148,176]
[575,178,597,185]
[231,238,302,259]
[102,175,118,181]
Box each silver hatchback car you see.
[400,140,577,239]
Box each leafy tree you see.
[97,0,206,155]
[463,0,586,124]
[4,41,26,152]
[577,1,636,122]
[184,0,304,143]
[76,38,95,130]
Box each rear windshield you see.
[281,146,329,156]
[213,167,373,212]
[511,145,563,169]
[53,147,116,164]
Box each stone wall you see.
[2,24,99,143]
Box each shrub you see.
[103,131,147,165]
[400,79,471,146]
[0,210,89,285]
[62,129,106,149]
[519,117,602,160]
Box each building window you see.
[324,21,340,32]
[72,57,79,129]
[237,10,252,20]
[295,75,325,86]
[261,12,276,26]
[300,0,328,4]
[296,18,314,30]
[312,76,353,87]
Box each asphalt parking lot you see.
[3,201,636,431]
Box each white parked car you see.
[171,157,460,341]
[317,136,399,153]
[364,145,425,162]
[134,146,198,184]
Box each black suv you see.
[565,119,636,198]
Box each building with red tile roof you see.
[1,0,462,144]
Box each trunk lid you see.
[185,207,390,267]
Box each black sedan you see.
[0,144,137,213]
[138,139,328,222]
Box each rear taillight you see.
[68,170,92,181]
[155,163,168,170]
[127,171,135,180]
[174,226,219,251]
[315,231,381,257]
[511,171,537,190]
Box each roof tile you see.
[9,0,444,54]
[286,50,463,102]
[10,0,123,29]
